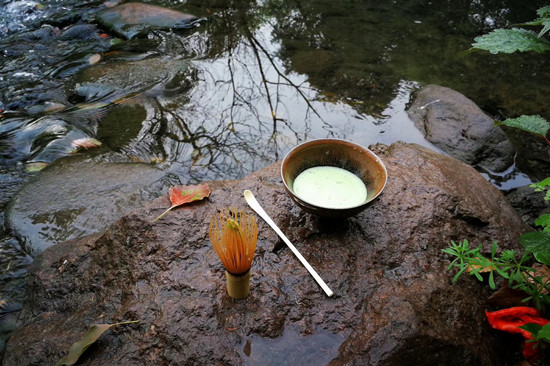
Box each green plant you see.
[472,6,550,53]
[444,5,550,360]
[443,239,550,311]
[522,322,550,345]
[471,6,550,140]
[532,178,550,203]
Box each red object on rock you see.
[485,306,549,362]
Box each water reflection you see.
[1,0,549,181]
[238,326,349,365]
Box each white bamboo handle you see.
[244,190,334,297]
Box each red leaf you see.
[486,307,549,362]
[153,184,210,222]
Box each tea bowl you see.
[281,139,387,218]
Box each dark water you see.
[0,0,549,357]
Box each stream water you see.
[1,0,550,356]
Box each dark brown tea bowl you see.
[281,139,387,218]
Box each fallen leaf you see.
[57,320,139,366]
[465,257,495,273]
[25,162,49,172]
[71,138,102,150]
[487,280,531,308]
[104,51,120,57]
[153,184,210,222]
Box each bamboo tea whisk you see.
[209,208,258,299]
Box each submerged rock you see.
[6,155,179,254]
[60,24,101,40]
[407,84,515,172]
[95,3,199,40]
[69,56,195,102]
[0,116,90,165]
[4,142,529,365]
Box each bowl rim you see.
[280,138,388,211]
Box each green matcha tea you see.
[293,166,368,209]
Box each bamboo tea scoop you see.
[244,190,334,297]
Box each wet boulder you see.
[407,84,515,172]
[60,24,101,40]
[4,142,529,365]
[95,3,199,40]
[69,56,195,102]
[6,154,180,254]
[0,116,89,165]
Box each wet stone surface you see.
[95,3,200,40]
[6,154,181,254]
[4,143,529,365]
[407,84,515,173]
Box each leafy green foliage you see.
[524,6,550,38]
[443,239,550,311]
[472,6,550,54]
[521,232,550,266]
[444,179,550,308]
[536,214,550,232]
[531,178,550,201]
[474,7,550,143]
[537,5,550,18]
[537,322,550,341]
[457,5,550,355]
[472,28,550,53]
[521,322,550,344]
[496,115,550,138]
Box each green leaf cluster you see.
[442,239,549,303]
[471,6,550,54]
[443,238,550,311]
[521,322,550,344]
[472,28,550,53]
[521,232,550,266]
[496,115,550,138]
[459,5,550,354]
[473,6,550,143]
[531,177,550,202]
[443,178,550,347]
[524,6,550,38]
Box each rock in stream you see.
[407,84,515,172]
[96,3,199,40]
[6,154,180,254]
